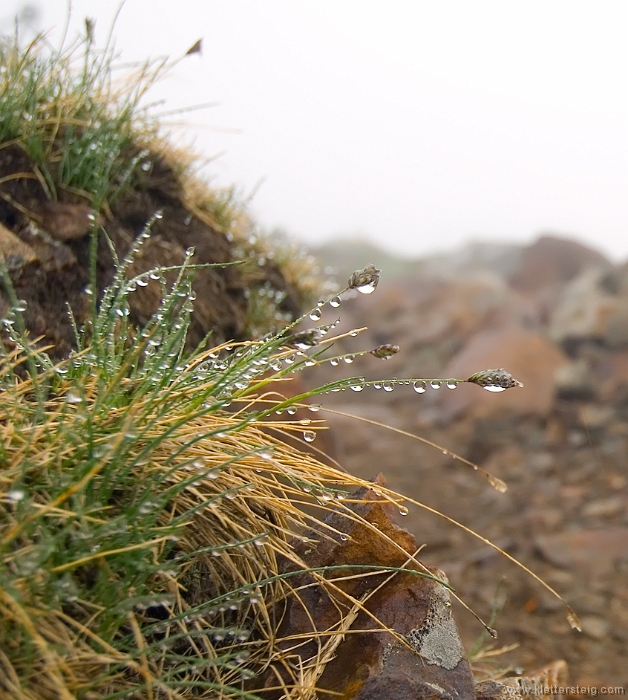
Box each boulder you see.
[509,234,609,293]
[428,328,568,424]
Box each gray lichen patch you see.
[407,580,464,670]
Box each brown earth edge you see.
[0,141,301,356]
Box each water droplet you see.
[488,475,508,493]
[382,382,393,392]
[8,489,25,502]
[373,383,382,390]
[330,358,339,367]
[270,360,282,371]
[413,381,427,394]
[287,407,297,415]
[398,505,409,516]
[317,300,325,307]
[329,296,341,308]
[308,404,321,412]
[430,381,442,390]
[136,278,148,287]
[343,355,354,364]
[567,609,582,631]
[303,430,316,442]
[309,309,322,321]
[284,355,296,365]
[65,391,82,404]
[483,385,507,393]
[259,450,273,460]
[446,381,458,390]
[356,282,377,294]
[350,384,364,392]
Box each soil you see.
[0,141,300,357]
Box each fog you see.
[3,0,627,259]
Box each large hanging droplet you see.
[309,308,322,321]
[413,381,427,394]
[567,609,582,631]
[302,430,316,443]
[487,475,508,493]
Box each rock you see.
[430,328,568,424]
[581,496,626,519]
[0,221,36,272]
[264,475,476,700]
[549,268,628,350]
[535,528,628,577]
[509,234,609,293]
[476,659,568,700]
[554,359,596,400]
[580,615,610,640]
[36,201,99,240]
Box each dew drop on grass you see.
[309,309,322,321]
[350,385,364,392]
[343,355,354,364]
[287,406,297,415]
[317,300,325,307]
[430,381,442,390]
[356,281,377,294]
[329,296,341,308]
[374,383,382,390]
[8,489,25,502]
[303,430,316,442]
[330,358,339,367]
[483,385,507,393]
[308,404,321,412]
[567,609,582,631]
[383,382,393,392]
[446,381,458,390]
[65,391,82,404]
[398,505,409,516]
[413,381,427,393]
[284,355,295,365]
[259,450,273,460]
[304,359,316,367]
[488,475,508,492]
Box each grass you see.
[0,245,580,698]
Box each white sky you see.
[3,0,628,260]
